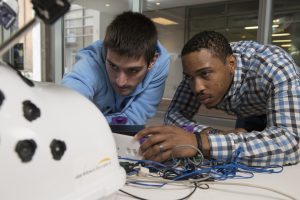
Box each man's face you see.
[182,49,235,109]
[106,49,151,96]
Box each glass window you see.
[189,4,225,18]
[143,0,259,99]
[273,0,300,67]
[0,0,40,80]
[187,0,259,42]
[143,0,259,122]
[63,4,100,73]
[63,0,132,73]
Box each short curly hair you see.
[181,31,232,63]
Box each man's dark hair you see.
[104,11,157,65]
[181,31,233,63]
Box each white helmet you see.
[0,64,125,200]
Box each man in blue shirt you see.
[135,31,300,166]
[62,12,170,125]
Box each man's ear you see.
[148,53,159,70]
[227,55,236,74]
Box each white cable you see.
[126,175,297,200]
[126,175,211,190]
[126,175,210,184]
[201,181,297,200]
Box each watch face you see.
[208,128,218,134]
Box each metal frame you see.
[257,0,273,44]
[131,0,143,12]
[52,19,64,83]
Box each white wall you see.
[99,13,116,40]
[145,7,186,99]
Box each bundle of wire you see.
[118,145,297,200]
[120,146,283,184]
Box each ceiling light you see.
[244,25,279,30]
[272,33,291,37]
[281,44,292,47]
[272,39,292,43]
[244,26,258,30]
[105,4,110,7]
[156,2,161,6]
[151,17,178,25]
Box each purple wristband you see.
[181,125,194,133]
[111,116,128,124]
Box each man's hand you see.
[135,125,198,162]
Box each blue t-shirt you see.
[62,40,170,125]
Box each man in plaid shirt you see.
[136,31,300,166]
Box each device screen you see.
[109,125,145,136]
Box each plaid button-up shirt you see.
[165,40,300,166]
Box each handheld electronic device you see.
[110,125,145,160]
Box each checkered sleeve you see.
[164,79,208,132]
[209,57,300,166]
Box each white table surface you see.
[115,163,300,200]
